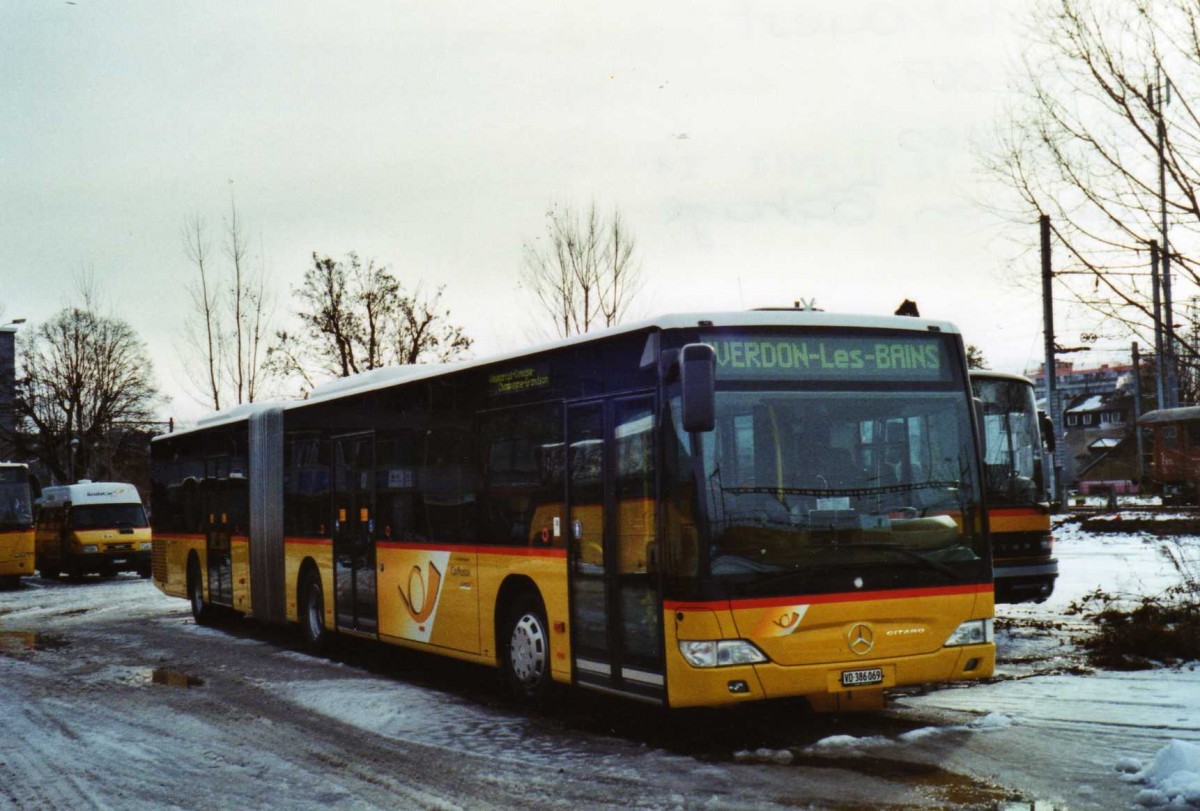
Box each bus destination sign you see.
[704,333,951,382]
[488,363,551,396]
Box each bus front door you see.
[567,396,664,702]
[333,433,378,634]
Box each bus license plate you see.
[111,558,127,565]
[841,668,884,687]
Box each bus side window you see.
[374,432,418,543]
[479,403,563,547]
[420,419,477,544]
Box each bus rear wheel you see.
[299,569,328,649]
[502,593,551,702]
[39,566,59,581]
[187,558,216,626]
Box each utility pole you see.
[1151,239,1166,409]
[1153,69,1177,407]
[1040,214,1063,504]
[1132,342,1146,484]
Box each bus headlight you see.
[139,542,152,551]
[679,640,768,668]
[81,545,99,554]
[944,619,993,647]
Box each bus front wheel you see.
[299,568,328,649]
[502,593,551,702]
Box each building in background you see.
[1026,360,1137,490]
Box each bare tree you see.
[268,252,472,389]
[4,298,160,484]
[180,195,276,410]
[394,283,472,364]
[521,201,643,338]
[983,0,1200,379]
[182,213,224,410]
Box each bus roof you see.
[969,370,1036,386]
[160,309,963,440]
[1140,406,1200,425]
[38,482,143,508]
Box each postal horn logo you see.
[398,561,442,623]
[847,622,874,656]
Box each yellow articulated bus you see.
[970,372,1058,604]
[151,310,995,709]
[36,482,152,580]
[0,463,36,588]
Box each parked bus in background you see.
[0,463,36,587]
[970,371,1058,603]
[1140,405,1200,505]
[152,310,995,710]
[36,482,152,580]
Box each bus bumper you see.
[72,551,152,576]
[994,558,1058,604]
[665,643,995,709]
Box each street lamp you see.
[69,436,80,483]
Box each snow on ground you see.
[1035,517,1191,610]
[912,513,1200,808]
[1131,740,1200,808]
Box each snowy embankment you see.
[930,514,1200,808]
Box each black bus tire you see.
[40,565,59,581]
[187,557,216,626]
[299,568,328,649]
[502,593,552,702]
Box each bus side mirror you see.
[1038,410,1056,453]
[680,343,716,433]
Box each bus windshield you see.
[72,504,149,531]
[0,480,34,530]
[972,377,1046,507]
[665,329,984,593]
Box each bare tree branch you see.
[521,201,643,338]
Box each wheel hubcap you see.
[510,613,546,685]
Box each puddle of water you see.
[0,630,70,656]
[791,754,1029,810]
[150,668,205,688]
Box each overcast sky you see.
[4,0,1090,422]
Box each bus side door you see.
[567,394,664,702]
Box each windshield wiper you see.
[835,542,960,581]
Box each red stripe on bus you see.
[664,583,992,612]
[375,541,567,559]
